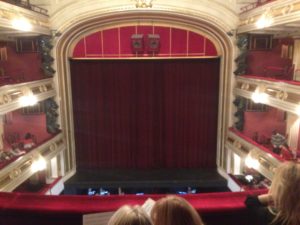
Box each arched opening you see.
[54,11,234,178]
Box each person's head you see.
[108,205,152,225]
[24,133,32,139]
[151,196,204,225]
[269,162,300,225]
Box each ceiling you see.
[1,0,298,40]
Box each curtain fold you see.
[70,58,220,169]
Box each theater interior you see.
[0,0,300,224]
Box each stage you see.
[64,169,228,195]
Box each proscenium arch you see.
[54,11,235,179]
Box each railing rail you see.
[240,0,276,13]
[1,0,48,15]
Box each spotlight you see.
[11,18,32,31]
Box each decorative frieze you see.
[0,133,65,192]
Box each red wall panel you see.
[243,107,286,142]
[171,28,187,55]
[4,110,53,147]
[206,39,218,56]
[102,28,120,57]
[120,26,136,56]
[154,26,171,56]
[188,31,205,55]
[85,32,102,56]
[73,39,85,58]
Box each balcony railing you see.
[1,0,48,15]
[240,0,277,13]
[0,78,56,115]
[234,76,300,115]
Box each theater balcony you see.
[226,127,282,180]
[0,1,50,38]
[0,76,64,193]
[0,132,65,192]
[238,0,300,34]
[230,0,300,179]
[227,74,300,189]
[235,0,300,84]
[232,76,300,157]
[0,0,53,87]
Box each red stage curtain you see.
[70,58,220,169]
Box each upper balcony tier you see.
[1,0,48,15]
[238,0,300,37]
[0,1,50,41]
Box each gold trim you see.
[70,56,220,60]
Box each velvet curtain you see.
[70,58,220,169]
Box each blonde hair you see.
[108,205,152,225]
[269,162,300,225]
[151,196,204,225]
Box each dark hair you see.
[24,133,32,139]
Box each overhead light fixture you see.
[135,0,153,8]
[11,17,32,32]
[19,95,38,107]
[251,91,268,104]
[245,154,259,170]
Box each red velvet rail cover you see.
[0,189,266,214]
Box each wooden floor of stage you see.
[64,168,228,194]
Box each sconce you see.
[11,17,32,32]
[245,150,260,170]
[19,88,37,107]
[256,9,273,29]
[251,86,268,104]
[31,155,46,173]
